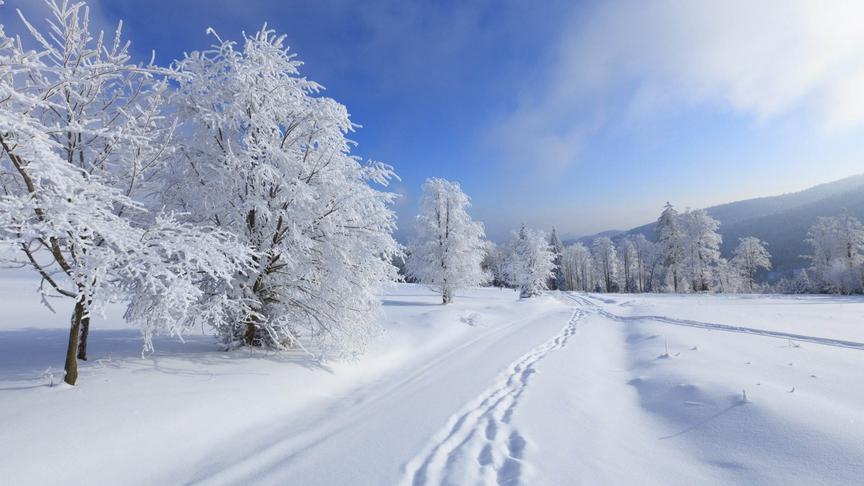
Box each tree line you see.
[480,203,774,295]
[406,183,864,302]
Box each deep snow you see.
[1,283,862,485]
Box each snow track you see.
[3,285,864,485]
[567,294,864,351]
[401,308,587,486]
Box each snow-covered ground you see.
[1,283,863,485]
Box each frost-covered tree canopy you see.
[481,240,508,289]
[655,202,686,292]
[806,212,864,294]
[166,26,401,353]
[680,209,722,292]
[561,242,593,292]
[506,226,555,298]
[548,228,565,291]
[654,204,724,293]
[591,236,618,292]
[406,178,486,303]
[733,237,772,291]
[629,234,657,293]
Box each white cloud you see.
[492,0,864,169]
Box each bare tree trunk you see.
[443,288,452,304]
[64,300,85,385]
[77,314,90,360]
[244,317,257,346]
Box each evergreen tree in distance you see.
[506,226,556,298]
[549,228,566,290]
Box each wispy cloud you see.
[489,0,864,171]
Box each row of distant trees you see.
[788,211,864,295]
[404,181,864,302]
[482,204,773,295]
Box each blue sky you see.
[7,0,864,241]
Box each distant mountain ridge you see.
[571,174,864,277]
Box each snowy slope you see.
[515,293,864,485]
[576,173,864,275]
[1,284,863,485]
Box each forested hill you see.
[575,174,864,276]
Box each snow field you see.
[548,293,864,485]
[402,308,586,486]
[1,284,862,485]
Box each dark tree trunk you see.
[442,286,453,304]
[64,300,85,385]
[244,318,257,346]
[77,314,90,360]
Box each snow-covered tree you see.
[775,269,813,294]
[562,242,593,292]
[806,212,864,294]
[618,237,637,292]
[506,226,555,298]
[791,269,813,294]
[0,1,246,384]
[714,259,743,293]
[560,245,578,292]
[591,236,619,292]
[680,209,722,292]
[732,237,772,291]
[548,228,566,290]
[655,203,686,292]
[406,178,486,303]
[630,234,657,292]
[166,26,400,353]
[481,241,508,289]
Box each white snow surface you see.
[1,283,863,485]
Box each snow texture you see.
[1,280,863,485]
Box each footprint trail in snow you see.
[401,307,588,486]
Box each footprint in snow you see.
[403,309,585,486]
[460,312,482,326]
